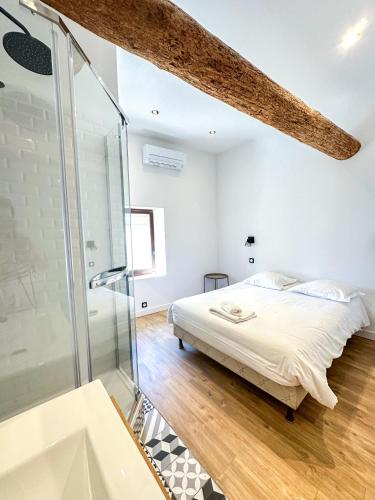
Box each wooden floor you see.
[136,312,375,500]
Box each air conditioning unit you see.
[142,144,186,171]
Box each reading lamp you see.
[245,236,255,246]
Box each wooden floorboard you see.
[136,311,375,500]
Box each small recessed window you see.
[130,207,166,278]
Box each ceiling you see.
[116,0,375,154]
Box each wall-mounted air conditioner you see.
[142,144,186,171]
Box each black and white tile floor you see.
[131,394,226,500]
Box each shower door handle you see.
[89,265,127,289]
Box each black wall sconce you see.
[245,236,255,247]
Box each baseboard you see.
[355,329,375,341]
[136,303,170,318]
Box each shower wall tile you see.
[0,165,23,183]
[2,109,33,128]
[33,117,56,133]
[0,80,125,419]
[20,126,48,142]
[17,102,44,118]
[21,151,50,166]
[0,96,17,111]
[5,134,35,151]
[31,94,54,111]
[5,90,30,103]
[0,85,77,420]
[0,144,22,161]
[0,122,19,136]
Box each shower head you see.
[3,32,52,75]
[0,6,52,75]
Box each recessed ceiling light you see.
[209,130,216,135]
[339,18,369,51]
[151,109,159,115]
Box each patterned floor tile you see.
[193,478,226,500]
[131,398,145,438]
[143,446,173,497]
[129,390,226,499]
[132,412,144,438]
[143,397,154,415]
[162,449,210,500]
[141,407,170,444]
[145,431,187,470]
[158,422,177,440]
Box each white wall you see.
[128,133,218,315]
[216,128,375,332]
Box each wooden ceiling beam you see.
[44,0,361,159]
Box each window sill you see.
[133,272,167,281]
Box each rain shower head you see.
[0,6,52,76]
[3,32,52,75]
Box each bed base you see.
[174,326,306,421]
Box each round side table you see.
[204,273,229,292]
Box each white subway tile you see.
[17,102,44,118]
[5,134,35,151]
[3,109,33,128]
[20,126,48,142]
[21,149,49,164]
[0,96,17,111]
[4,90,31,103]
[31,95,54,111]
[0,121,19,136]
[32,117,57,133]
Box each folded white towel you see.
[209,307,256,323]
[221,301,242,316]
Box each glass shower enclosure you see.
[0,0,137,421]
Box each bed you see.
[168,281,370,420]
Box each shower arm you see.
[0,6,31,36]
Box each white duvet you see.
[169,282,370,408]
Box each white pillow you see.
[288,280,360,303]
[244,271,297,290]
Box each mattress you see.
[169,282,370,408]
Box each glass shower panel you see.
[105,128,137,382]
[69,39,136,398]
[119,126,138,382]
[0,0,77,420]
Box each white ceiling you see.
[116,0,375,154]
